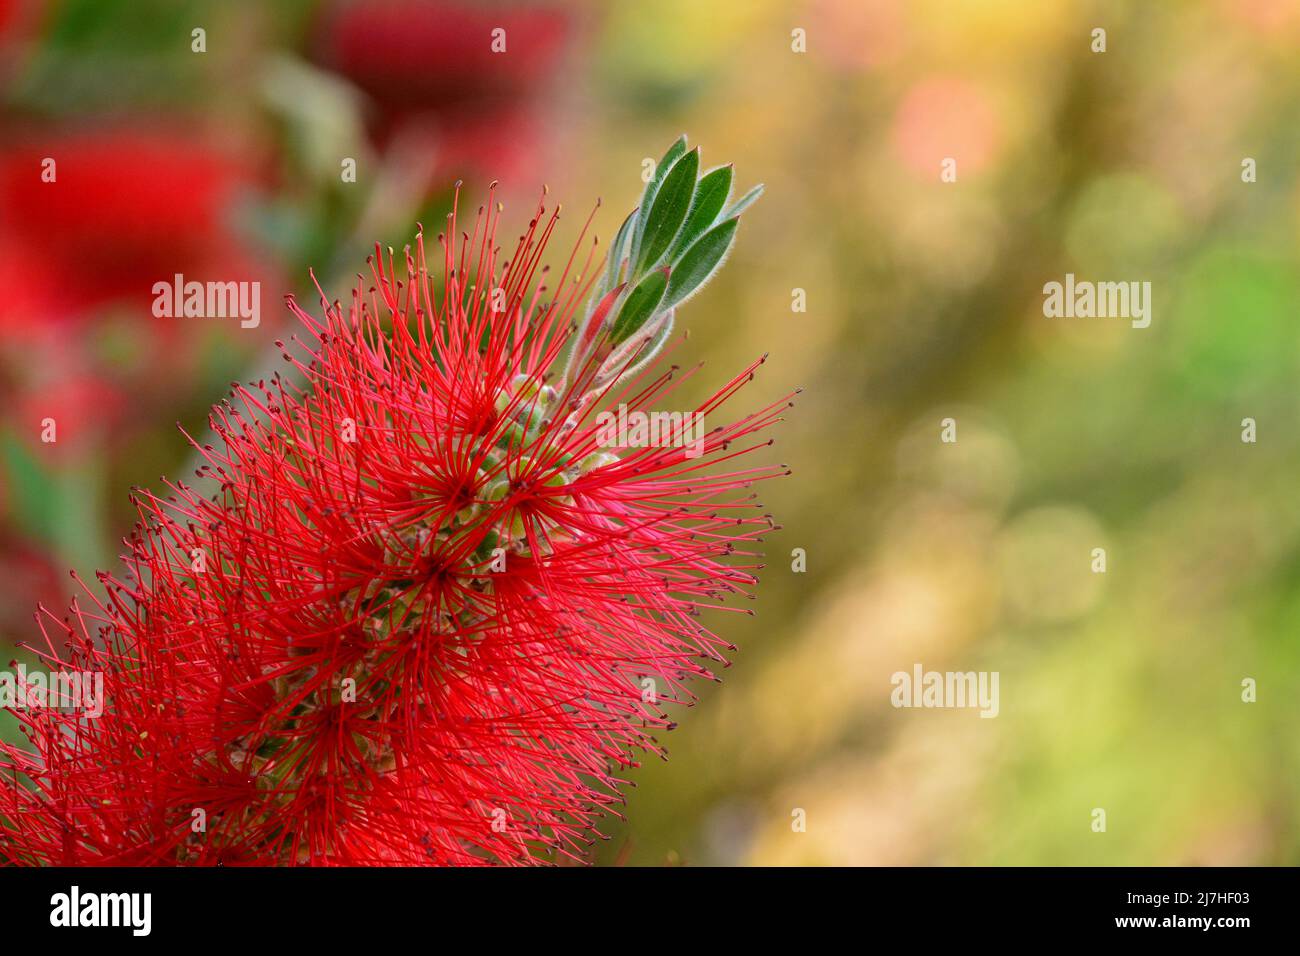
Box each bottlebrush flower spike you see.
[0,139,793,866]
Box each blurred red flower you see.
[0,0,39,47]
[0,128,263,328]
[0,127,278,450]
[314,0,574,183]
[0,529,63,640]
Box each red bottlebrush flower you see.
[0,139,790,865]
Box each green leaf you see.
[673,164,733,258]
[664,217,739,310]
[641,306,675,357]
[724,183,764,220]
[603,309,675,388]
[602,209,637,291]
[631,137,691,269]
[610,268,669,344]
[636,148,699,272]
[651,136,688,192]
[629,136,687,268]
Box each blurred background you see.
[1,0,1299,865]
